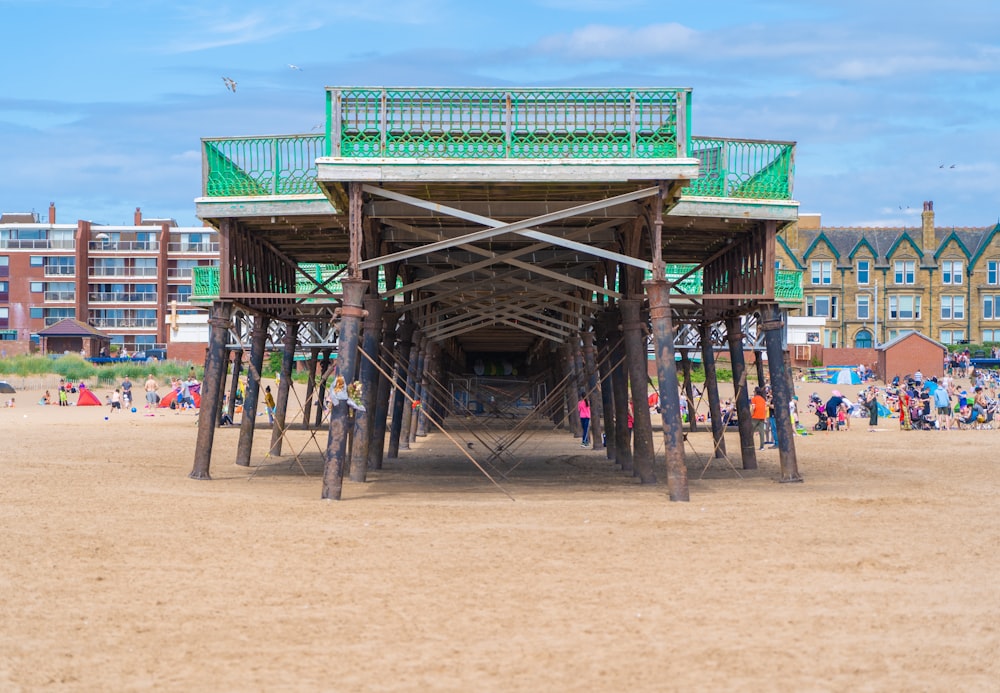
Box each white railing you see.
[43,290,76,302]
[88,241,159,252]
[167,268,194,278]
[89,318,159,329]
[166,292,192,303]
[0,239,75,249]
[43,265,76,276]
[88,267,158,278]
[167,242,219,253]
[88,292,158,303]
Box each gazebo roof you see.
[37,318,110,339]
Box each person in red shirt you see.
[750,386,769,450]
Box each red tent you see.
[77,388,102,406]
[159,389,201,409]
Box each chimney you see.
[134,207,142,225]
[48,202,56,224]
[921,201,936,256]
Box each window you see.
[0,256,8,266]
[811,260,832,285]
[856,260,870,285]
[856,295,871,320]
[894,260,915,285]
[988,261,1000,285]
[854,330,873,349]
[984,295,1000,320]
[44,308,75,326]
[889,295,921,320]
[30,307,44,319]
[941,260,963,285]
[940,330,966,345]
[0,307,7,319]
[774,260,782,269]
[44,256,75,275]
[30,256,44,267]
[30,281,44,293]
[0,281,7,293]
[888,329,914,340]
[941,296,965,320]
[983,329,999,342]
[823,329,839,348]
[807,295,837,318]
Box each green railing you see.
[647,265,802,304]
[192,264,400,300]
[327,87,690,160]
[203,135,324,197]
[200,90,793,201]
[683,137,794,200]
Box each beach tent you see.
[158,389,201,409]
[76,388,102,406]
[828,366,861,385]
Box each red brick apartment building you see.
[0,204,218,360]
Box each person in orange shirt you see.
[751,386,769,450]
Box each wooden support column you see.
[754,350,767,388]
[301,347,319,427]
[562,342,581,437]
[582,331,604,451]
[349,298,382,482]
[726,316,758,470]
[607,308,633,472]
[315,349,332,428]
[387,319,415,458]
[646,281,688,501]
[414,340,431,438]
[699,321,727,459]
[762,304,803,483]
[226,348,242,421]
[681,350,697,433]
[595,316,617,461]
[235,316,269,467]
[216,346,231,424]
[620,299,656,484]
[370,311,397,470]
[322,278,366,499]
[400,330,422,449]
[268,321,297,457]
[189,301,232,480]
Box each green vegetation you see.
[0,354,198,387]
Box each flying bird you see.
[288,64,302,70]
[222,76,237,93]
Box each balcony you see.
[43,265,76,277]
[88,291,158,304]
[88,267,158,278]
[0,239,75,250]
[167,267,194,279]
[43,290,76,302]
[89,318,159,329]
[167,242,219,253]
[88,240,159,252]
[166,292,192,304]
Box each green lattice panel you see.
[509,90,634,159]
[339,89,384,157]
[204,136,322,197]
[384,89,506,159]
[683,138,793,200]
[632,90,678,158]
[775,269,803,303]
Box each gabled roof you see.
[37,318,110,338]
[790,225,996,268]
[876,330,946,353]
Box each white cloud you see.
[536,23,698,59]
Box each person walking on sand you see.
[577,394,591,448]
[144,374,158,408]
[264,385,276,424]
[751,386,768,449]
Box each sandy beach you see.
[1,375,998,691]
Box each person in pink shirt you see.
[577,394,591,448]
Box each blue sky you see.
[2,0,998,228]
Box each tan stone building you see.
[777,201,1000,348]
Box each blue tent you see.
[827,366,862,385]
